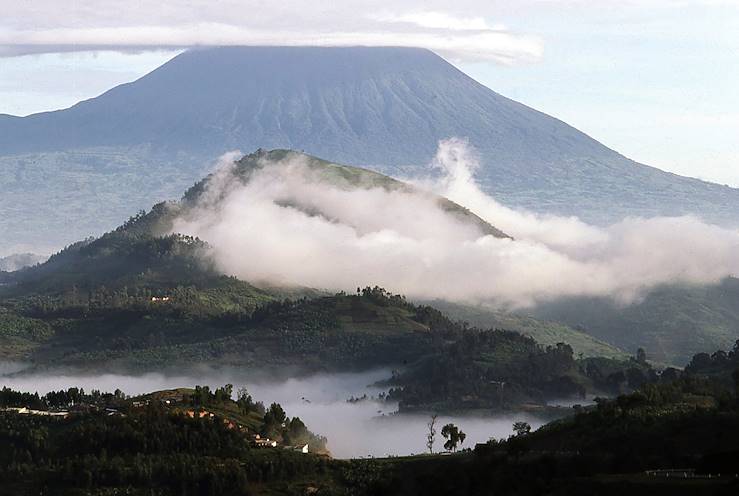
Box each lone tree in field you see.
[441,423,466,452]
[426,414,438,453]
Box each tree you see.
[426,414,438,454]
[236,387,254,415]
[262,402,287,437]
[266,403,286,424]
[214,384,233,403]
[636,348,647,365]
[512,421,531,437]
[286,417,308,444]
[441,423,466,452]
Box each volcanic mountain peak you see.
[1,46,737,254]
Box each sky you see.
[0,0,737,186]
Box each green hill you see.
[4,148,734,381]
[532,278,739,366]
[0,383,332,495]
[426,300,625,359]
[175,148,510,240]
[0,285,466,372]
[0,149,515,372]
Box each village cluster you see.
[2,394,311,454]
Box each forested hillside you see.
[2,343,739,495]
[533,278,739,365]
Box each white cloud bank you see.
[0,1,542,64]
[170,140,739,309]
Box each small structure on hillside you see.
[2,407,69,418]
[252,434,278,448]
[284,444,309,454]
[222,419,240,430]
[185,409,214,419]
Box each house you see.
[185,409,214,419]
[284,444,309,454]
[2,407,69,418]
[3,406,29,414]
[44,410,70,418]
[252,434,278,448]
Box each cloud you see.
[0,1,542,64]
[373,12,501,31]
[170,141,739,309]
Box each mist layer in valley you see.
[171,140,739,309]
[0,366,544,458]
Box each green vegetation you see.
[338,344,739,495]
[427,300,626,359]
[3,343,739,495]
[0,383,336,496]
[440,423,466,452]
[0,149,515,374]
[533,278,739,365]
[388,330,655,412]
[1,227,657,408]
[0,283,443,370]
[180,149,510,239]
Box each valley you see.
[2,341,739,495]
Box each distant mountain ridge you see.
[1,46,737,253]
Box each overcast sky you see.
[1,0,737,186]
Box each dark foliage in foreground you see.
[3,345,739,495]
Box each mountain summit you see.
[1,46,737,253]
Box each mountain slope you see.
[1,46,737,253]
[531,278,739,366]
[2,148,509,294]
[425,300,625,359]
[0,150,514,370]
[179,148,510,239]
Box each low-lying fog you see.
[1,366,545,458]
